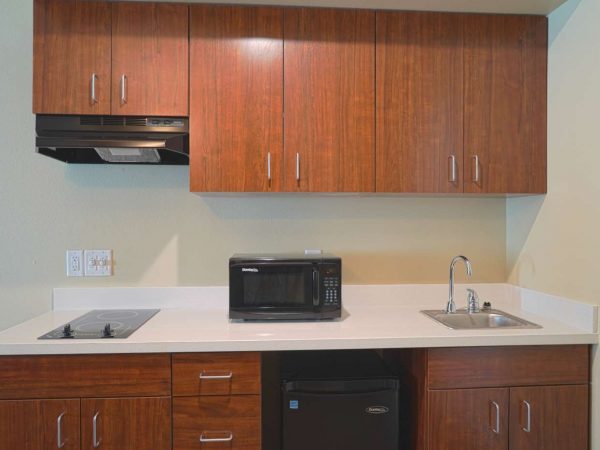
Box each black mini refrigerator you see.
[281,351,400,450]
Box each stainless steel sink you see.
[421,309,542,330]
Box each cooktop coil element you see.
[38,309,160,340]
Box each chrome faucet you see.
[446,255,472,313]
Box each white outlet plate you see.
[66,250,84,277]
[84,250,113,277]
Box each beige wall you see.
[0,0,507,331]
[506,0,599,446]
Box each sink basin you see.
[421,309,542,330]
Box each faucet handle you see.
[466,288,480,314]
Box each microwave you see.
[229,254,342,321]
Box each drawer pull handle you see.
[199,371,233,380]
[522,400,531,432]
[57,412,66,448]
[490,401,500,434]
[200,431,234,443]
[92,411,101,448]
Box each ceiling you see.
[129,0,567,15]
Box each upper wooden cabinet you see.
[190,5,283,192]
[33,0,111,115]
[464,15,547,194]
[377,12,547,194]
[112,3,189,116]
[33,0,188,117]
[376,12,464,193]
[284,8,375,192]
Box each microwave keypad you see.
[323,277,340,305]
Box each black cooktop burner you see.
[38,309,160,340]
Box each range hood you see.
[35,115,189,164]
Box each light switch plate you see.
[84,249,113,277]
[66,250,84,277]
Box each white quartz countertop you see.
[0,284,596,355]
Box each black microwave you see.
[229,254,342,321]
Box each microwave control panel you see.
[321,264,341,307]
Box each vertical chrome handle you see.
[296,153,300,182]
[522,400,531,432]
[91,73,98,104]
[57,412,66,448]
[490,401,500,434]
[199,431,234,443]
[448,155,457,183]
[92,411,101,448]
[472,155,480,183]
[267,152,271,181]
[120,74,127,105]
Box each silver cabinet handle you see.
[472,155,480,183]
[91,73,98,104]
[92,411,101,448]
[296,153,301,182]
[57,412,66,449]
[448,155,457,183]
[522,400,531,432]
[199,371,233,380]
[120,74,127,105]
[200,431,234,443]
[267,152,271,181]
[490,401,500,434]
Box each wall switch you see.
[84,250,113,277]
[66,250,84,277]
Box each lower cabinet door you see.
[0,399,80,450]
[173,395,261,449]
[429,388,509,450]
[81,397,171,450]
[509,385,589,450]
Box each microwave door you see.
[230,262,315,311]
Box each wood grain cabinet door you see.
[283,8,375,192]
[81,397,171,450]
[0,399,80,450]
[33,0,111,114]
[464,15,547,194]
[376,12,464,193]
[190,6,283,192]
[509,385,589,450]
[429,388,509,450]
[111,3,189,117]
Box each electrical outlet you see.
[66,250,84,277]
[84,250,113,277]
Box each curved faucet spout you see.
[446,255,472,313]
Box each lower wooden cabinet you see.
[429,388,509,450]
[173,396,261,449]
[81,397,171,450]
[0,399,80,450]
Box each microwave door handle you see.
[313,269,320,306]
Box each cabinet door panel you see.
[510,385,588,450]
[376,12,464,193]
[284,8,375,192]
[190,5,283,192]
[0,399,80,450]
[429,388,508,450]
[81,397,171,450]
[33,0,111,114]
[464,15,547,194]
[112,3,189,116]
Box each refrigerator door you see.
[282,380,399,450]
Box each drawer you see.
[428,345,589,389]
[173,396,261,449]
[173,352,261,396]
[0,354,171,399]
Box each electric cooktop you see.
[38,309,160,340]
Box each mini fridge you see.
[281,351,401,450]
